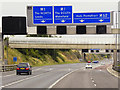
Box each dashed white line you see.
[3,74,15,78]
[33,67,44,72]
[91,77,97,87]
[91,78,93,80]
[94,84,97,87]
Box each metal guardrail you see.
[112,65,120,72]
[0,64,17,72]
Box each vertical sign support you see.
[0,33,2,69]
[0,33,4,71]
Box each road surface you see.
[1,59,119,89]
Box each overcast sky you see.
[0,0,119,2]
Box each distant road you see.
[1,59,118,89]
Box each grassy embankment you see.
[4,46,108,66]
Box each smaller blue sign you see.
[54,6,72,24]
[33,6,53,24]
[73,12,111,24]
[13,57,17,62]
[90,49,100,50]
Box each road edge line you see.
[107,65,120,79]
[48,69,79,89]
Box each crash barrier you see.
[112,65,120,72]
[0,64,17,72]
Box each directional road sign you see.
[90,49,100,50]
[54,6,72,24]
[73,12,111,24]
[33,6,53,24]
[13,57,17,62]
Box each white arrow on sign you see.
[99,19,104,22]
[80,19,84,22]
[41,20,45,23]
[61,20,65,23]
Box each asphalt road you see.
[1,59,118,89]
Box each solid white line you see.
[107,66,120,79]
[48,69,79,89]
[1,73,43,88]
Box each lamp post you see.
[114,11,120,67]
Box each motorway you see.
[0,59,119,89]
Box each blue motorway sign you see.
[54,6,72,24]
[13,57,17,62]
[73,12,111,24]
[33,6,53,24]
[90,49,100,50]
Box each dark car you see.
[16,63,32,75]
[92,61,99,63]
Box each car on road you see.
[85,63,92,69]
[16,63,32,75]
[88,61,91,63]
[92,61,99,63]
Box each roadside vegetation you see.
[4,36,111,66]
[4,46,110,66]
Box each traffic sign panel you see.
[90,49,100,50]
[33,6,53,24]
[13,57,17,62]
[73,12,111,24]
[54,6,72,24]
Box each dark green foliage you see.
[17,49,77,64]
[17,49,60,62]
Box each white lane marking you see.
[33,67,44,72]
[1,73,44,88]
[91,77,97,87]
[94,84,97,87]
[91,78,93,80]
[3,74,15,78]
[107,65,120,79]
[49,68,53,71]
[68,68,71,71]
[48,69,79,89]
